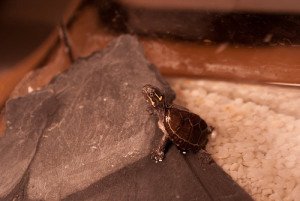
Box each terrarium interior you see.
[0,0,299,201]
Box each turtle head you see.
[142,84,165,109]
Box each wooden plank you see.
[142,38,300,84]
[59,1,300,85]
[120,0,300,13]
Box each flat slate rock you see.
[0,91,58,200]
[0,35,253,201]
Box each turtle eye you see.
[149,92,154,97]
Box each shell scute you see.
[164,106,209,151]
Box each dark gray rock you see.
[64,148,251,201]
[26,35,175,200]
[0,35,253,201]
[64,148,211,201]
[0,90,58,200]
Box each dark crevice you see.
[59,23,75,63]
[183,156,215,201]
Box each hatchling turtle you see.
[142,84,214,162]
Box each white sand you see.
[168,78,300,201]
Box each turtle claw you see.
[199,149,213,164]
[178,149,187,155]
[151,150,165,162]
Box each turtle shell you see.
[164,106,210,152]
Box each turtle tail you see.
[207,126,214,134]
[207,125,218,140]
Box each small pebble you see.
[28,86,33,93]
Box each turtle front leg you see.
[151,133,169,162]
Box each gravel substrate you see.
[168,78,300,201]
